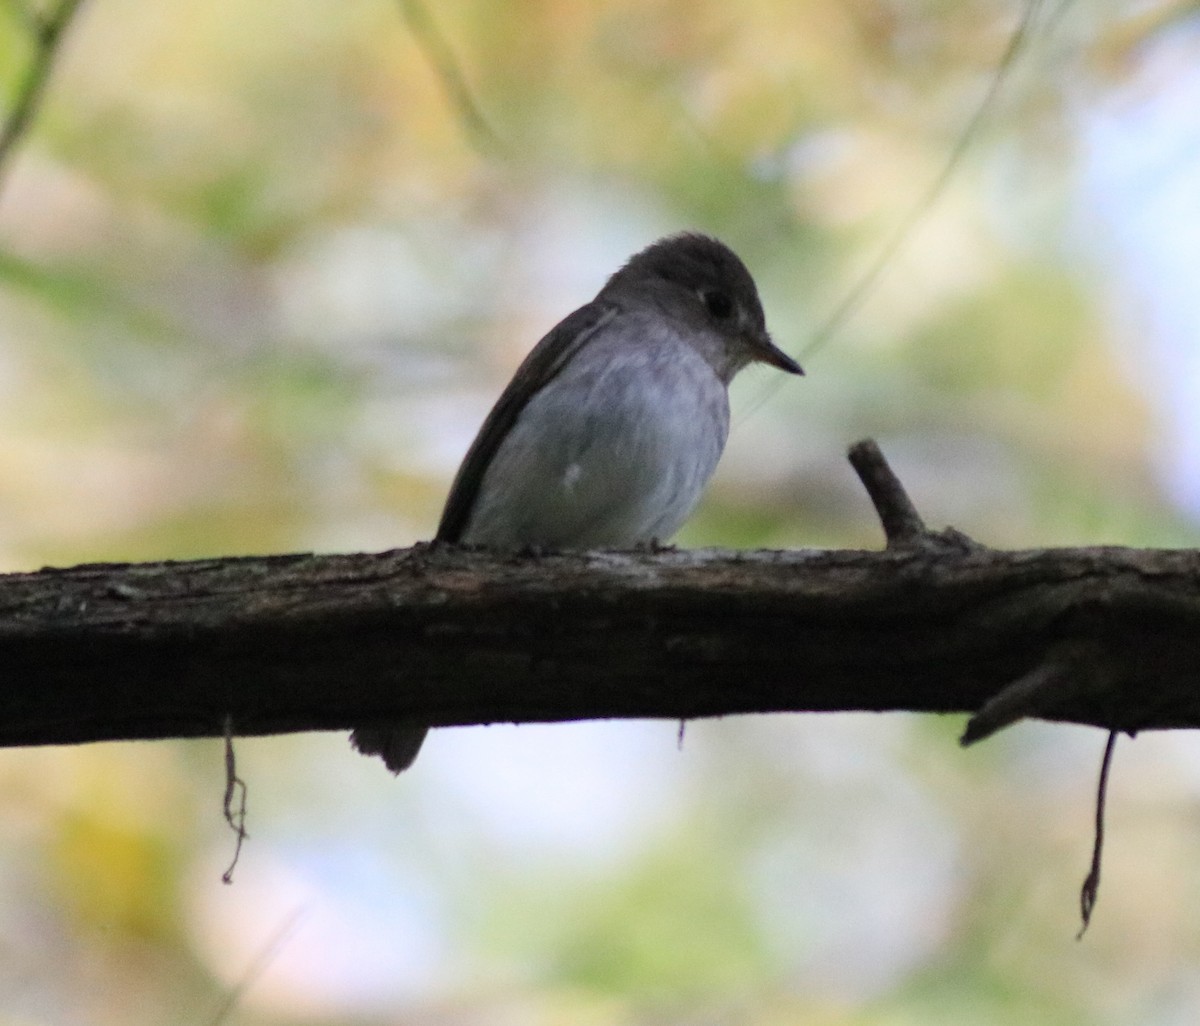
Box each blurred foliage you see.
[3,1,1200,1024]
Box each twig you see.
[848,439,983,553]
[961,657,1071,745]
[395,0,503,154]
[221,715,249,884]
[962,639,1114,745]
[0,0,88,200]
[1077,729,1118,939]
[847,439,929,547]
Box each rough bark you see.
[0,441,1197,750]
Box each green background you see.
[2,1,1200,1023]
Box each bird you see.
[351,232,803,772]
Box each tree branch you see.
[2,439,1200,751]
[847,439,982,553]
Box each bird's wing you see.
[435,300,619,543]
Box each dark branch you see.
[2,538,1200,750]
[0,0,88,199]
[0,439,1195,752]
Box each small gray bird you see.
[352,232,802,772]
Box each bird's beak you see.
[750,332,804,375]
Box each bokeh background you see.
[4,0,1200,1023]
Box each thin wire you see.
[739,0,1058,426]
[395,0,505,155]
[799,0,1049,364]
[205,906,310,1026]
[0,0,88,201]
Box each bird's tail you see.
[350,726,429,774]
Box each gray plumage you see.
[352,233,802,772]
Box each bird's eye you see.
[700,290,734,320]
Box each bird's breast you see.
[462,334,730,548]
